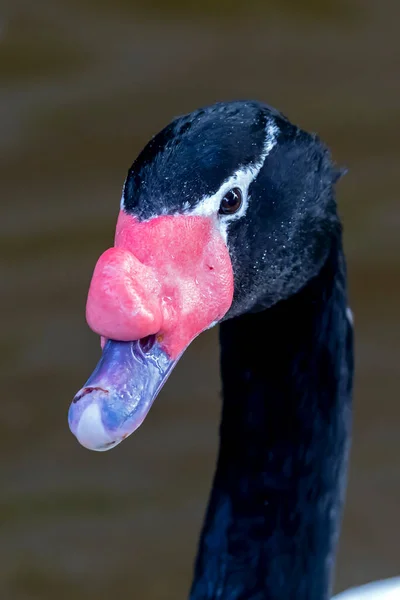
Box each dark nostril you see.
[139,334,156,354]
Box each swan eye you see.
[218,188,243,215]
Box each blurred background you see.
[1,0,399,598]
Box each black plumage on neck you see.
[119,99,352,598]
[190,232,353,600]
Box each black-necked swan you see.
[68,101,399,599]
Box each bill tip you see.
[74,403,121,452]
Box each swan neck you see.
[190,239,354,600]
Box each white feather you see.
[120,119,279,244]
[333,577,400,599]
[187,119,279,243]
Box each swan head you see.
[68,100,342,451]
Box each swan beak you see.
[68,212,234,451]
[68,338,178,451]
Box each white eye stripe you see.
[187,119,279,244]
[120,118,280,238]
[120,181,126,210]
